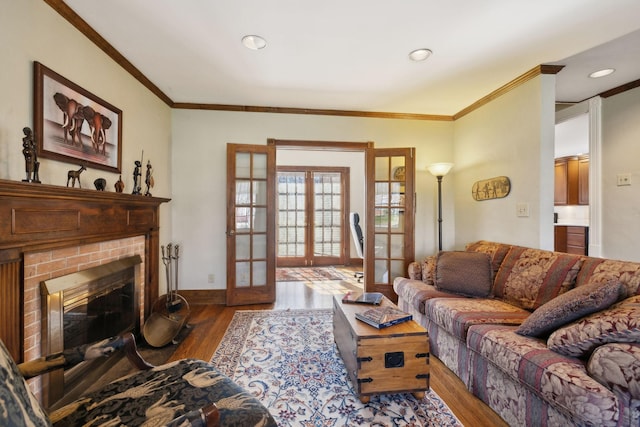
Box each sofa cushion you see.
[516,280,623,338]
[464,240,513,279]
[435,251,493,297]
[393,277,465,314]
[0,340,52,427]
[576,257,640,297]
[427,298,530,341]
[467,324,621,427]
[493,246,582,310]
[587,343,640,400]
[548,296,640,358]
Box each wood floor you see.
[169,278,508,427]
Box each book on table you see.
[341,291,384,305]
[355,306,413,329]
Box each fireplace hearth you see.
[41,255,142,407]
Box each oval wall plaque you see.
[472,176,511,201]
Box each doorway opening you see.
[276,167,350,267]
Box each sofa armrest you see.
[408,261,422,280]
[588,343,640,400]
[408,255,437,284]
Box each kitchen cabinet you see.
[555,226,588,255]
[554,155,589,205]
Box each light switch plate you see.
[617,174,631,186]
[516,203,530,217]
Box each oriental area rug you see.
[276,266,361,286]
[211,309,463,426]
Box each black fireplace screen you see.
[63,279,135,350]
[41,255,142,408]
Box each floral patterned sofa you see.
[393,241,640,427]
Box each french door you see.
[225,144,276,306]
[276,167,349,267]
[226,141,414,305]
[365,147,415,302]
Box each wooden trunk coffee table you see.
[332,294,430,403]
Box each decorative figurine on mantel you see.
[144,160,154,196]
[132,160,142,195]
[22,127,41,183]
[115,175,125,193]
[94,178,107,191]
[67,164,87,188]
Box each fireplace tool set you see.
[143,243,191,347]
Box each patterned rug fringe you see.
[211,309,462,426]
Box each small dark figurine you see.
[22,127,41,183]
[144,160,154,196]
[67,165,86,188]
[94,178,107,191]
[115,175,125,193]
[132,160,142,195]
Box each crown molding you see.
[171,102,453,121]
[452,65,565,120]
[45,3,634,121]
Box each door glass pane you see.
[236,235,250,259]
[253,207,267,232]
[375,156,389,180]
[236,181,251,205]
[375,259,388,282]
[390,234,404,258]
[253,261,266,286]
[390,260,404,280]
[235,207,251,230]
[254,234,266,259]
[375,207,390,229]
[391,157,405,180]
[254,181,267,205]
[236,262,250,287]
[236,152,251,178]
[253,153,267,179]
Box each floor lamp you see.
[427,163,454,251]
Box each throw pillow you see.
[493,246,583,310]
[435,251,492,297]
[516,280,623,338]
[548,295,640,357]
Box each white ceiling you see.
[64,0,640,116]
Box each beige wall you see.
[602,86,640,261]
[0,1,173,289]
[171,109,453,290]
[452,75,557,250]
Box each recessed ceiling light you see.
[242,35,267,50]
[409,48,432,62]
[589,68,615,78]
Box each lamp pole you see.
[427,163,453,253]
[436,175,443,251]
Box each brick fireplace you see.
[0,179,169,404]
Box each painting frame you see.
[34,61,122,173]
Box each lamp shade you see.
[427,163,454,177]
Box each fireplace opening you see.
[41,255,142,408]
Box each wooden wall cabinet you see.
[554,155,589,205]
[555,226,589,255]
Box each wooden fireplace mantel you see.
[0,179,170,361]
